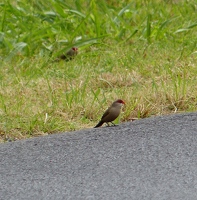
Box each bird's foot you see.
[111,122,117,126]
[105,122,118,127]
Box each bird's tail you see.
[94,121,104,128]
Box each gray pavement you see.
[1,112,197,200]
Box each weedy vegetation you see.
[0,0,197,141]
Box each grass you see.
[0,0,197,142]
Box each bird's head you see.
[70,47,78,56]
[116,99,125,105]
[112,99,125,108]
[66,47,78,57]
[72,47,78,52]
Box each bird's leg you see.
[111,122,117,126]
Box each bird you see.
[94,99,125,128]
[55,47,78,61]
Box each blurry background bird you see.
[55,47,78,62]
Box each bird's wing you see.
[59,54,66,59]
[101,108,110,120]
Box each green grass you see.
[0,0,197,141]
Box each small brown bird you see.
[56,47,78,61]
[94,99,125,128]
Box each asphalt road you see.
[1,112,197,200]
